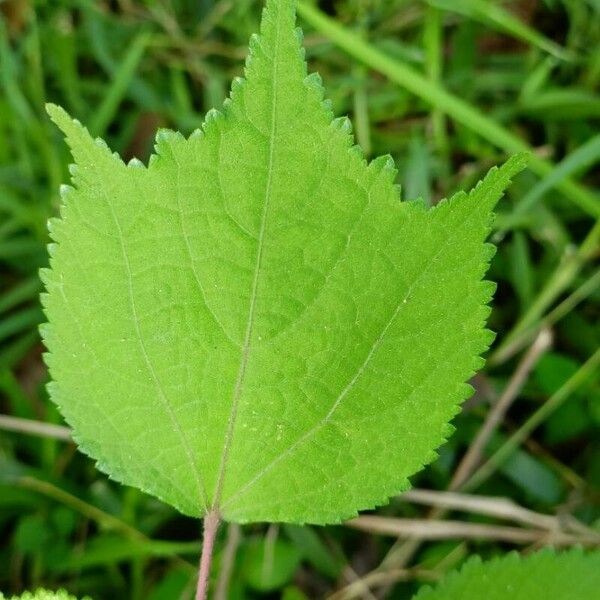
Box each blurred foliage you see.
[0,589,90,600]
[0,0,598,598]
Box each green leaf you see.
[413,549,600,600]
[282,587,309,600]
[242,537,302,592]
[0,590,90,600]
[42,0,526,524]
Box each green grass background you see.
[0,0,599,598]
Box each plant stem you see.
[449,327,552,489]
[196,510,220,600]
[0,414,72,441]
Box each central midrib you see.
[211,17,281,511]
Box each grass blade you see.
[427,0,573,61]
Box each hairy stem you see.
[196,511,221,600]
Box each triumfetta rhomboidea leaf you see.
[42,0,526,524]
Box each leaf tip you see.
[45,102,67,124]
[46,103,119,171]
[507,151,530,173]
[45,103,83,139]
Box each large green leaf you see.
[42,0,525,524]
[413,549,600,600]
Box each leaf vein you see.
[105,192,209,513]
[222,203,483,510]
[212,11,282,510]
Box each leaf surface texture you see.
[413,549,600,600]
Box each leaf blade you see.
[43,0,526,524]
[414,549,600,600]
